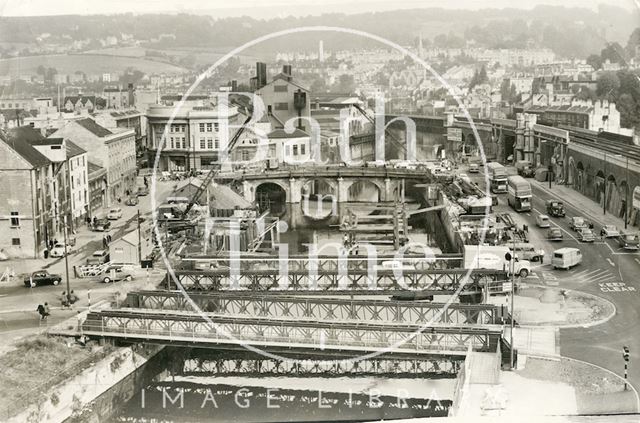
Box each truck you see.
[545,200,565,217]
[485,162,508,193]
[463,245,532,278]
[507,175,532,212]
[515,160,534,178]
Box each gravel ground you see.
[518,357,622,395]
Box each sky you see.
[0,0,636,18]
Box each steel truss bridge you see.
[127,291,504,325]
[83,309,502,357]
[164,268,507,295]
[179,253,464,272]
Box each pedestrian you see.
[107,234,112,244]
[103,236,108,249]
[61,291,70,308]
[76,311,84,333]
[36,304,45,320]
[540,254,544,264]
[117,197,121,204]
[87,289,91,307]
[69,290,79,304]
[48,239,53,250]
[93,216,97,226]
[44,249,49,259]
[43,302,50,319]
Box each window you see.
[275,102,289,111]
[206,123,212,132]
[207,138,213,149]
[214,123,219,131]
[199,123,205,132]
[200,138,206,149]
[300,144,306,155]
[10,212,19,227]
[274,85,288,92]
[70,160,74,171]
[241,150,250,161]
[214,139,219,149]
[293,145,298,156]
[170,137,174,149]
[11,238,20,246]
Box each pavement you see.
[0,177,174,349]
[463,164,640,412]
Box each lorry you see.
[545,200,565,217]
[485,162,508,193]
[463,245,532,278]
[515,161,534,178]
[507,175,532,212]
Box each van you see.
[510,243,545,263]
[552,247,582,270]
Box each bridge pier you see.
[289,177,302,203]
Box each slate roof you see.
[76,118,113,137]
[0,130,50,168]
[66,140,86,158]
[267,128,309,139]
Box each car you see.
[23,270,62,287]
[92,218,111,232]
[600,225,620,238]
[125,196,139,206]
[107,208,123,220]
[547,227,563,241]
[137,186,149,196]
[577,228,596,242]
[458,173,469,180]
[49,243,73,258]
[469,163,480,173]
[86,250,110,266]
[536,214,551,228]
[100,270,134,284]
[394,161,416,170]
[618,233,640,250]
[569,217,589,231]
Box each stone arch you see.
[576,161,584,194]
[606,174,618,215]
[300,178,338,220]
[255,181,288,215]
[567,156,575,186]
[619,180,629,220]
[346,179,384,202]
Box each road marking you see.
[606,258,615,267]
[635,258,640,265]
[599,282,636,293]
[526,213,531,216]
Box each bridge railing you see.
[84,311,502,355]
[127,290,500,325]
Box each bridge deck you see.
[83,309,502,357]
[128,290,503,325]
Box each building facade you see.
[51,118,136,205]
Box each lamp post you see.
[603,151,607,216]
[63,159,72,304]
[625,156,629,229]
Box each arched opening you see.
[619,180,629,220]
[348,180,381,203]
[301,178,336,220]
[255,182,287,215]
[606,174,618,215]
[595,170,605,204]
[567,157,575,186]
[575,161,584,192]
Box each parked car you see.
[125,196,139,206]
[394,160,416,170]
[107,207,123,220]
[536,214,551,228]
[92,218,111,232]
[49,243,73,258]
[23,270,62,287]
[577,228,596,242]
[137,186,149,196]
[547,228,564,241]
[600,225,620,238]
[86,250,110,266]
[618,233,640,250]
[569,217,589,231]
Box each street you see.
[466,166,640,395]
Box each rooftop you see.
[76,118,113,137]
[0,130,50,168]
[66,140,86,158]
[267,128,309,139]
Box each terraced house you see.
[51,118,136,206]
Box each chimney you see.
[128,83,135,107]
[282,64,292,81]
[256,62,267,90]
[231,79,238,92]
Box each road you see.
[466,167,640,399]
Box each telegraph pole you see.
[137,209,142,265]
[63,159,72,304]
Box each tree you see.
[333,74,355,94]
[478,65,488,84]
[596,72,620,98]
[600,42,627,64]
[586,54,603,71]
[626,27,640,58]
[500,80,518,103]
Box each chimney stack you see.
[256,62,267,90]
[128,83,135,107]
[283,64,292,81]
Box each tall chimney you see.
[256,62,267,90]
[128,83,135,108]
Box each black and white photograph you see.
[0,0,639,421]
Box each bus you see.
[485,162,508,193]
[507,175,532,212]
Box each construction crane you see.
[352,103,407,159]
[182,113,253,217]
